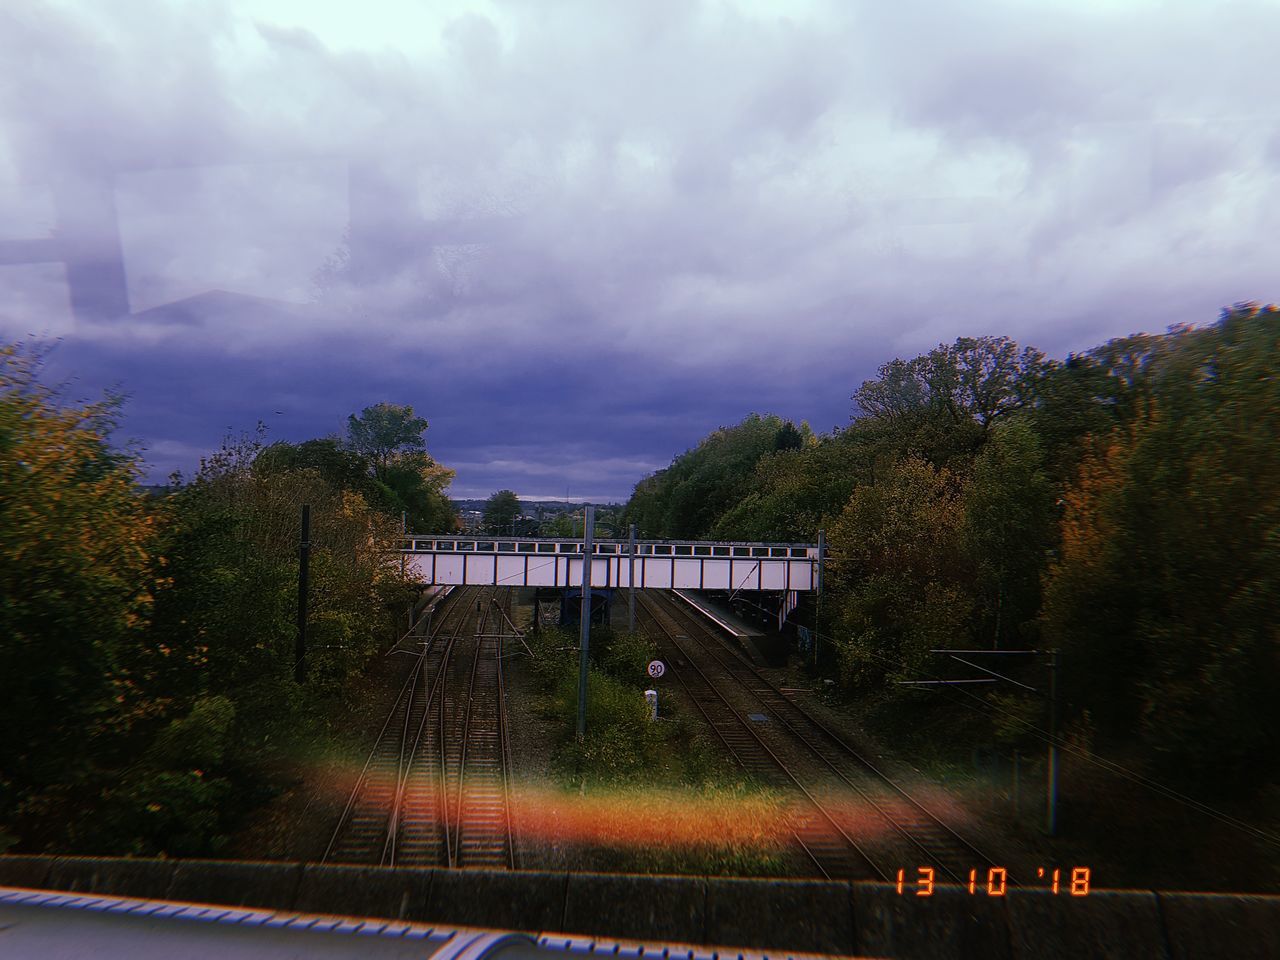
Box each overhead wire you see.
[401,539,1280,848]
[720,587,1280,849]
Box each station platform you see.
[418,585,452,609]
[672,590,764,637]
[671,590,786,666]
[411,585,454,628]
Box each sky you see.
[1,0,1277,500]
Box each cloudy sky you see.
[2,0,1276,500]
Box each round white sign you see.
[646,659,666,679]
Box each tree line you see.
[623,304,1280,794]
[0,354,458,856]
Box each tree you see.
[852,336,1050,468]
[255,438,374,495]
[329,404,456,532]
[1042,304,1280,787]
[963,421,1055,649]
[0,351,437,856]
[378,452,457,532]
[774,421,805,452]
[1022,354,1120,484]
[0,344,160,849]
[482,490,522,534]
[158,432,412,698]
[712,430,867,542]
[344,403,430,481]
[624,414,798,538]
[826,456,975,687]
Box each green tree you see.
[852,336,1049,469]
[380,451,457,532]
[1,353,435,856]
[345,402,430,481]
[307,403,458,532]
[712,429,865,542]
[542,509,582,538]
[826,457,975,687]
[255,438,377,500]
[773,421,805,452]
[1022,353,1122,484]
[1025,331,1188,486]
[482,490,522,534]
[157,431,412,698]
[625,414,799,538]
[963,421,1055,649]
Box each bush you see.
[96,770,233,856]
[548,662,663,785]
[599,630,657,682]
[147,696,236,770]
[524,628,584,703]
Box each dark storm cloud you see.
[2,0,1277,499]
[40,288,859,498]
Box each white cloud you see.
[3,0,1277,492]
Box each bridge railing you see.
[397,536,817,560]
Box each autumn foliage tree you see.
[2,346,437,855]
[1043,305,1280,787]
[0,345,161,850]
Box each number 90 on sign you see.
[647,660,666,679]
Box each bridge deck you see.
[399,537,819,592]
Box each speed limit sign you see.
[647,660,666,679]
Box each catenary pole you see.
[401,510,408,627]
[576,506,595,738]
[814,528,825,666]
[628,523,637,633]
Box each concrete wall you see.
[1,856,1276,959]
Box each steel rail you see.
[438,585,496,867]
[322,586,473,864]
[387,590,473,867]
[660,591,1003,884]
[497,591,519,869]
[637,593,885,881]
[452,590,515,868]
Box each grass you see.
[519,623,790,875]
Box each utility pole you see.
[576,505,595,739]
[401,511,408,628]
[295,504,310,684]
[628,523,637,633]
[1047,649,1059,836]
[814,528,825,666]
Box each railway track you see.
[323,586,516,869]
[637,592,881,880]
[639,590,1002,883]
[453,589,518,868]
